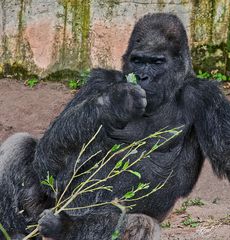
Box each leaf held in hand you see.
[126,73,138,85]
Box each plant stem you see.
[0,223,11,240]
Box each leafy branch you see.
[23,125,182,239]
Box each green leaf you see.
[68,80,80,90]
[111,144,121,152]
[114,160,123,169]
[126,73,138,85]
[41,172,55,189]
[161,221,171,228]
[112,230,120,240]
[190,223,199,228]
[128,170,141,179]
[122,160,130,170]
[124,191,135,199]
[40,180,50,186]
[137,182,150,190]
[25,78,38,88]
[49,175,54,186]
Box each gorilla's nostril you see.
[142,76,149,81]
[140,75,149,81]
[136,74,149,81]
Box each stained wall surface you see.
[0,0,229,77]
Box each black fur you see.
[0,133,53,238]
[0,13,229,239]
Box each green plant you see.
[67,69,90,90]
[111,230,120,240]
[174,205,187,215]
[126,73,138,85]
[161,221,171,228]
[41,171,56,196]
[175,198,204,215]
[197,70,230,82]
[182,198,204,208]
[197,70,211,79]
[181,215,200,228]
[212,72,228,81]
[25,78,38,88]
[23,126,182,239]
[68,80,81,90]
[79,68,90,84]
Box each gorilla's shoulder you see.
[182,78,220,99]
[177,78,223,113]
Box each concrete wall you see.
[0,0,229,79]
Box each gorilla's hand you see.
[38,209,69,239]
[38,209,60,238]
[104,83,147,123]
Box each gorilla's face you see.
[122,14,193,112]
[123,34,175,113]
[126,35,174,90]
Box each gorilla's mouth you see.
[138,79,159,93]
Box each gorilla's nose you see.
[137,73,150,82]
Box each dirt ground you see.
[0,78,229,239]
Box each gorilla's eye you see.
[133,58,142,64]
[152,57,166,65]
[130,54,166,66]
[136,39,141,43]
[131,56,143,64]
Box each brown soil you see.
[0,78,229,239]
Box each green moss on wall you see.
[45,69,79,81]
[1,62,38,79]
[191,0,230,75]
[227,15,230,74]
[97,0,119,19]
[191,0,214,43]
[16,0,25,59]
[192,43,229,76]
[1,0,38,79]
[58,0,91,71]
[157,0,166,11]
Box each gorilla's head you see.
[122,13,194,111]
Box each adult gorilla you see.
[36,13,230,238]
[0,13,229,239]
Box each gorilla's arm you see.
[38,209,124,240]
[33,68,146,180]
[38,209,160,240]
[184,79,230,181]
